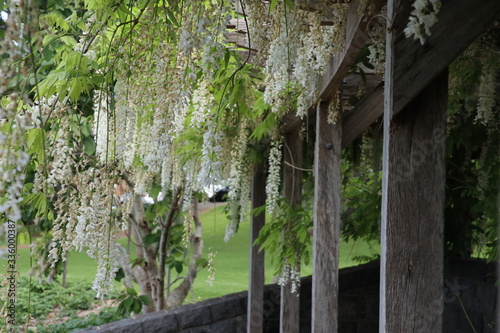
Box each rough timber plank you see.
[280,129,303,333]
[390,0,500,116]
[341,82,384,149]
[312,102,342,332]
[380,66,448,332]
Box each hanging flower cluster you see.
[70,168,120,298]
[266,140,283,215]
[225,120,251,242]
[278,263,301,295]
[262,5,299,115]
[260,3,351,120]
[475,63,497,126]
[0,0,36,225]
[206,248,217,287]
[367,7,387,77]
[404,0,441,45]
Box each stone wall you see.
[77,258,497,333]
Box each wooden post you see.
[380,60,448,331]
[312,101,342,332]
[280,129,303,333]
[247,161,266,333]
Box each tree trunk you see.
[130,194,158,312]
[157,187,182,310]
[115,188,203,313]
[166,198,203,309]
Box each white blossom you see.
[278,264,301,295]
[198,119,224,189]
[266,140,282,215]
[404,0,441,45]
[475,63,496,126]
[206,249,217,287]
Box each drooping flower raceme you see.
[475,63,496,126]
[225,121,250,242]
[266,140,283,215]
[404,0,441,45]
[198,119,224,190]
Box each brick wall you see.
[77,258,497,333]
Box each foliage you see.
[445,33,500,260]
[255,199,313,277]
[0,0,498,323]
[37,307,125,333]
[2,277,119,329]
[116,288,150,316]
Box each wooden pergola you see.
[231,0,500,332]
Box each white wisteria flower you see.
[404,0,441,45]
[266,140,283,215]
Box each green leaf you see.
[17,229,30,245]
[166,8,179,27]
[24,192,49,217]
[149,184,162,201]
[42,34,59,47]
[174,261,183,274]
[132,299,142,314]
[82,136,96,155]
[359,68,367,85]
[196,258,208,268]
[138,294,151,306]
[61,36,77,47]
[143,233,159,247]
[269,0,278,12]
[123,295,134,309]
[26,128,46,162]
[284,0,295,9]
[68,78,83,102]
[126,288,137,296]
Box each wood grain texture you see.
[312,102,342,332]
[279,129,303,333]
[380,69,448,333]
[390,0,500,116]
[341,82,384,149]
[247,162,266,333]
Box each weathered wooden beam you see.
[390,0,500,117]
[280,129,303,333]
[380,64,448,332]
[341,0,500,147]
[312,102,342,332]
[247,161,266,333]
[341,82,384,149]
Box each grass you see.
[184,203,380,302]
[0,203,379,304]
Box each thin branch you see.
[284,160,313,172]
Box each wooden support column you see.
[380,62,448,331]
[312,102,342,332]
[247,161,266,333]
[380,0,452,329]
[280,129,303,333]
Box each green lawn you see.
[185,204,379,302]
[0,203,379,303]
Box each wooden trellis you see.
[237,0,500,332]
